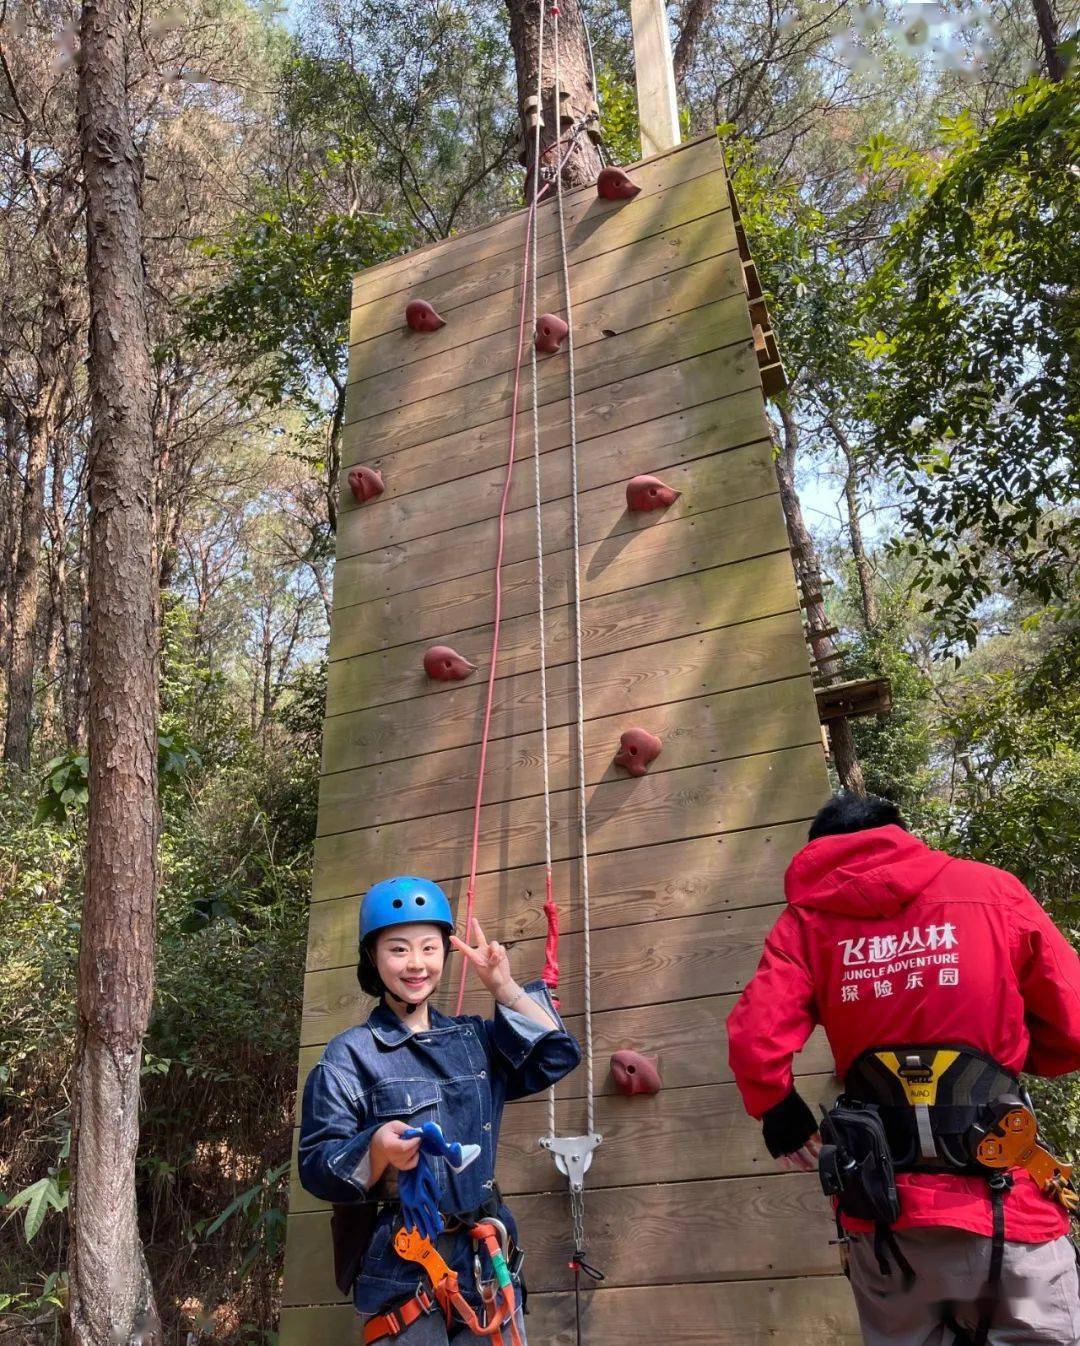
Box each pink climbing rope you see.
[454,5,594,1017]
[455,182,550,1016]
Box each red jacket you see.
[727,825,1080,1242]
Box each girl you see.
[298,876,582,1343]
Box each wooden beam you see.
[815,676,893,723]
[630,0,681,157]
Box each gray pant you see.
[847,1227,1080,1344]
[358,1304,527,1344]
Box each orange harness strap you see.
[363,1226,524,1345]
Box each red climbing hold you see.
[535,313,569,354]
[423,645,476,681]
[596,166,641,201]
[611,1050,662,1097]
[405,299,446,332]
[347,464,385,504]
[614,727,663,777]
[626,474,679,513]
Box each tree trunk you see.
[825,412,878,634]
[3,303,66,769]
[41,430,71,750]
[505,0,604,196]
[69,0,160,1340]
[1032,0,1066,80]
[0,396,20,718]
[773,400,866,795]
[674,0,712,83]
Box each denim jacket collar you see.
[367,998,457,1047]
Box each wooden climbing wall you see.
[280,132,860,1345]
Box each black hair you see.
[356,929,452,1000]
[808,791,907,842]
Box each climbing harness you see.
[820,1044,1079,1346]
[360,1221,525,1345]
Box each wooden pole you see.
[630,0,681,158]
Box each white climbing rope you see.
[552,5,598,1139]
[526,0,559,1146]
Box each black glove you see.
[761,1088,818,1158]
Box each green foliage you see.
[2,1127,69,1243]
[862,77,1080,642]
[940,616,1080,911]
[184,189,405,412]
[193,1161,290,1281]
[33,732,201,827]
[596,69,640,166]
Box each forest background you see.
[0,0,1077,1339]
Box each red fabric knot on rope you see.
[541,873,561,1008]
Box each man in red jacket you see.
[728,793,1080,1345]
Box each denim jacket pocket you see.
[370,1078,441,1120]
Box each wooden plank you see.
[346,250,743,426]
[281,1172,842,1304]
[347,134,723,315]
[312,740,825,902]
[317,673,818,838]
[325,549,797,716]
[306,817,813,971]
[302,900,789,1044]
[631,0,681,157]
[329,492,789,663]
[349,207,734,375]
[288,1074,838,1213]
[335,424,775,595]
[341,340,764,501]
[341,291,754,458]
[296,988,835,1101]
[279,1277,860,1346]
[321,609,811,775]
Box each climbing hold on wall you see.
[347,464,385,505]
[614,727,663,777]
[535,313,569,354]
[423,645,476,681]
[596,166,641,201]
[626,474,679,513]
[610,1050,662,1097]
[405,299,446,332]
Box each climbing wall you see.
[280,132,860,1345]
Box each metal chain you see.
[570,1185,586,1254]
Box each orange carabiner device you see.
[976,1106,1079,1212]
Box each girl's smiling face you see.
[374,922,446,1005]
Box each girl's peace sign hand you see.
[449,919,514,999]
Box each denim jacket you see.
[298,979,582,1313]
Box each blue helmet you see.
[358,876,454,945]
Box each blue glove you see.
[397,1146,443,1242]
[397,1122,482,1242]
[404,1120,465,1169]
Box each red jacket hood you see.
[784,825,955,918]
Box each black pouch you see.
[330,1201,380,1297]
[818,1100,901,1225]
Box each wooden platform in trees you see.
[279,132,858,1345]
